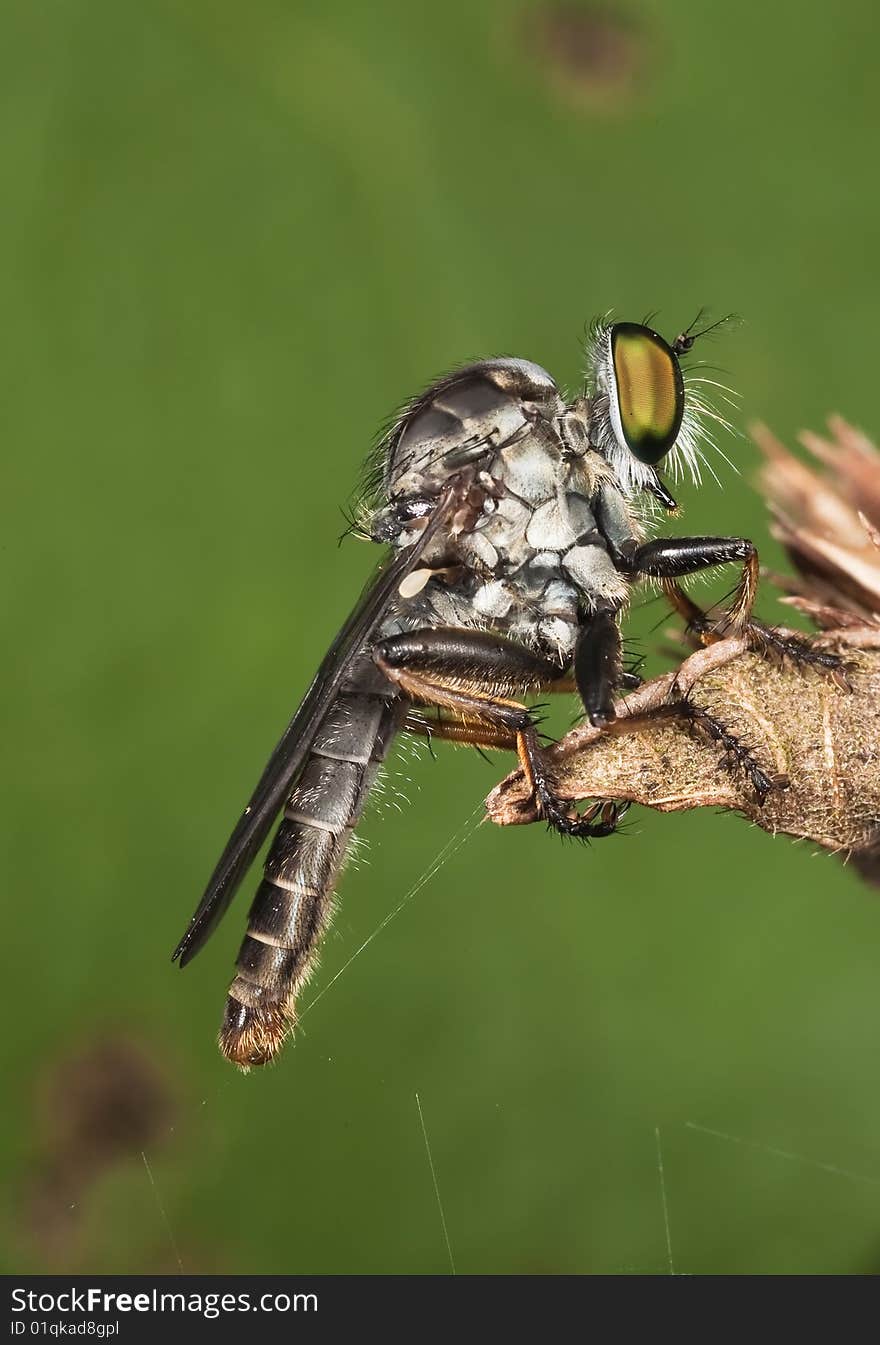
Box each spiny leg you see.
[662,578,848,679]
[406,704,630,832]
[404,709,518,751]
[375,628,624,838]
[405,703,625,837]
[517,723,626,837]
[627,535,846,676]
[631,535,759,632]
[621,697,775,803]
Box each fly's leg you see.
[623,698,775,803]
[628,535,759,633]
[574,608,623,727]
[404,711,518,751]
[404,709,627,835]
[406,674,641,742]
[628,536,845,675]
[375,628,625,838]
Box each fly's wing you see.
[172,491,456,967]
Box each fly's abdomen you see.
[220,683,401,1068]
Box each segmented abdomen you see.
[220,665,403,1068]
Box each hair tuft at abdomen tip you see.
[219,996,294,1071]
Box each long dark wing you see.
[172,492,456,967]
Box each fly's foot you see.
[687,607,853,689]
[659,696,775,804]
[741,619,853,688]
[533,776,629,838]
[519,722,629,837]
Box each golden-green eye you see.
[608,322,684,464]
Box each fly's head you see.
[586,313,737,508]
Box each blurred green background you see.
[3,0,880,1276]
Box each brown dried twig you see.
[485,417,880,879]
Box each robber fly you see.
[173,315,835,1069]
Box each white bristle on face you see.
[585,319,738,496]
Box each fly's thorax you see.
[394,483,631,664]
[372,359,564,538]
[404,551,626,665]
[369,356,642,661]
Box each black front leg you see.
[626,535,758,633]
[574,609,622,728]
[630,536,756,575]
[624,536,845,674]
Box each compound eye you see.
[608,322,684,464]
